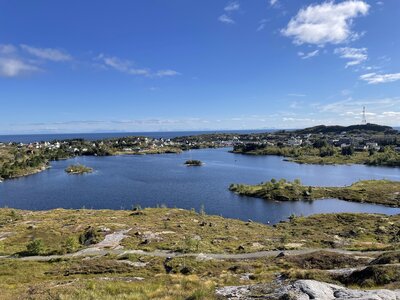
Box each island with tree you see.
[65,164,93,175]
[184,160,203,166]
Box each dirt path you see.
[0,228,387,262]
[1,248,386,262]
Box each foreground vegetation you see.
[0,208,399,299]
[230,179,400,207]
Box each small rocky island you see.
[184,159,203,166]
[65,164,93,174]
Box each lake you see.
[1,148,399,224]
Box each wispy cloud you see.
[154,70,180,77]
[20,44,72,62]
[318,97,400,113]
[0,44,17,55]
[219,1,240,24]
[282,1,369,45]
[257,19,267,32]
[96,54,180,78]
[270,0,278,7]
[0,43,73,77]
[298,49,319,59]
[218,14,235,24]
[360,72,400,84]
[224,1,240,12]
[334,47,368,68]
[0,57,41,77]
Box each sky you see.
[0,0,399,134]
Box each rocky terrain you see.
[216,279,400,299]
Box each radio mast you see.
[361,106,367,125]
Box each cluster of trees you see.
[0,153,47,179]
[230,178,313,201]
[366,147,400,167]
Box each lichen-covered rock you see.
[215,280,400,300]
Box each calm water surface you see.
[1,148,399,224]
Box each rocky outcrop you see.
[215,280,400,300]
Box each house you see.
[366,142,380,150]
[287,138,302,147]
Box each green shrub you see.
[64,236,80,253]
[26,239,44,255]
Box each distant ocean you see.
[0,129,274,143]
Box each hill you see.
[294,123,396,134]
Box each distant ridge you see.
[294,123,396,134]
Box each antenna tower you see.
[361,106,367,125]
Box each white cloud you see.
[224,1,240,11]
[96,54,180,78]
[218,14,235,24]
[154,70,181,77]
[270,0,278,6]
[298,49,319,59]
[0,57,41,77]
[382,111,400,117]
[334,47,367,67]
[0,44,17,54]
[282,1,369,45]
[360,72,400,84]
[99,55,147,74]
[20,44,72,62]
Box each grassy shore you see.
[232,145,400,166]
[230,179,400,207]
[0,208,399,299]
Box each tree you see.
[341,146,354,156]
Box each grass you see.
[0,208,399,255]
[230,179,400,207]
[0,208,399,298]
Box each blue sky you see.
[0,0,399,134]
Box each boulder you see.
[215,280,400,300]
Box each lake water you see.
[1,148,399,224]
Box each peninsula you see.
[229,179,400,207]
